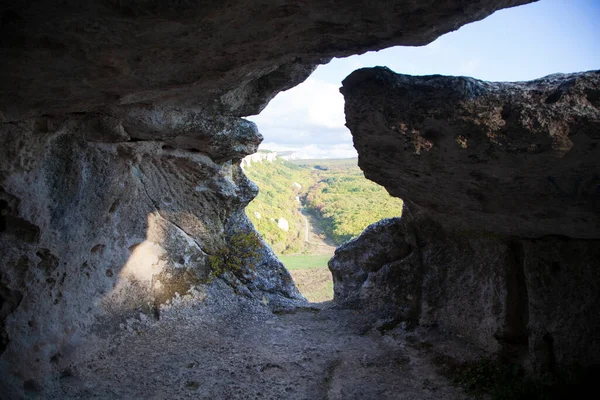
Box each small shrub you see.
[208,231,262,278]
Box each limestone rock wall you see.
[0,0,532,121]
[334,68,600,373]
[330,215,519,355]
[0,0,540,395]
[330,214,600,372]
[341,67,600,238]
[0,115,301,394]
[522,237,600,373]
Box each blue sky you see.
[249,0,600,159]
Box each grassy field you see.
[278,254,333,270]
[278,254,334,302]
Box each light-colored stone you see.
[278,218,290,232]
[0,119,302,396]
[241,151,278,168]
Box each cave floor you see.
[49,299,477,400]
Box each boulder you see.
[341,67,600,238]
[335,68,600,372]
[278,218,290,232]
[330,212,600,372]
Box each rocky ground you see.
[45,284,480,400]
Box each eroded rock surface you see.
[0,0,532,121]
[0,117,301,396]
[342,67,600,238]
[335,69,600,373]
[1,0,544,397]
[330,213,600,372]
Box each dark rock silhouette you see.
[334,68,600,373]
[12,0,600,397]
[341,68,600,238]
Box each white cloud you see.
[307,83,345,128]
[247,76,351,159]
[260,142,358,160]
[249,77,346,130]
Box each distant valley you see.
[243,151,404,301]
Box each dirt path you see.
[49,296,476,400]
[299,208,336,255]
[301,212,309,242]
[286,207,336,302]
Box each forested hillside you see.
[243,155,404,254]
[243,159,308,254]
[298,160,405,244]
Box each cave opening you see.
[0,1,599,398]
[239,0,600,304]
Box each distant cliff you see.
[241,150,279,169]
